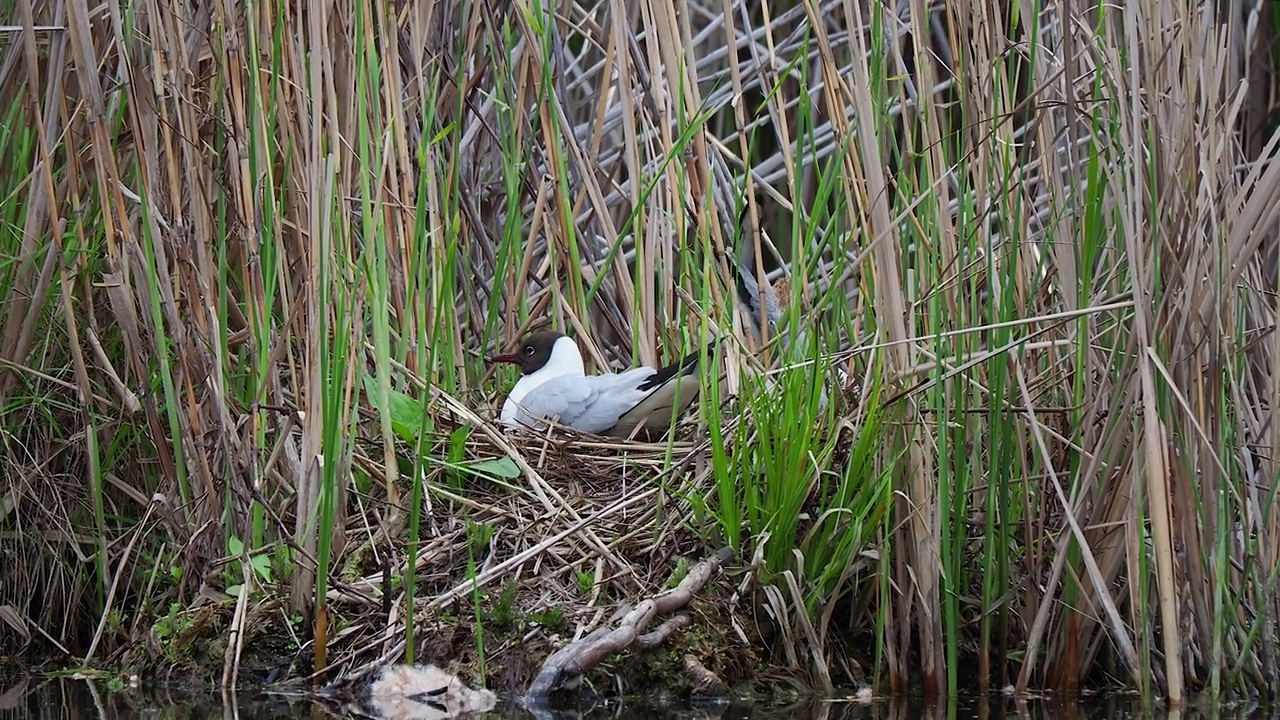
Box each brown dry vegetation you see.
[1,0,1280,704]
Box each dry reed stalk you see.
[838,0,944,693]
[2,0,1279,700]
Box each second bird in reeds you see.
[486,331,712,440]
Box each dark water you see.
[0,673,1274,720]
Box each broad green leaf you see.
[463,457,521,479]
[363,374,433,442]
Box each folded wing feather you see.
[507,367,659,434]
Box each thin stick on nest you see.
[523,546,734,704]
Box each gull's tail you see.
[607,339,718,440]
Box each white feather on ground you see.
[366,664,496,719]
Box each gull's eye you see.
[525,346,535,355]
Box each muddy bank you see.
[8,517,846,702]
[112,581,786,699]
[3,429,878,702]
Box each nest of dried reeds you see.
[308,399,726,692]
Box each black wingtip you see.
[636,339,717,392]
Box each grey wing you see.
[564,368,657,433]
[514,369,655,434]
[510,376,598,431]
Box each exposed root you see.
[523,546,734,704]
[636,616,691,649]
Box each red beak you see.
[486,352,519,365]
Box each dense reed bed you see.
[1,0,1278,704]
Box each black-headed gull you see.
[486,331,709,439]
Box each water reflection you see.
[0,673,1274,720]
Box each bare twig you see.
[523,546,734,703]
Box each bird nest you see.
[318,400,720,692]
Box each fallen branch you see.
[523,546,734,704]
